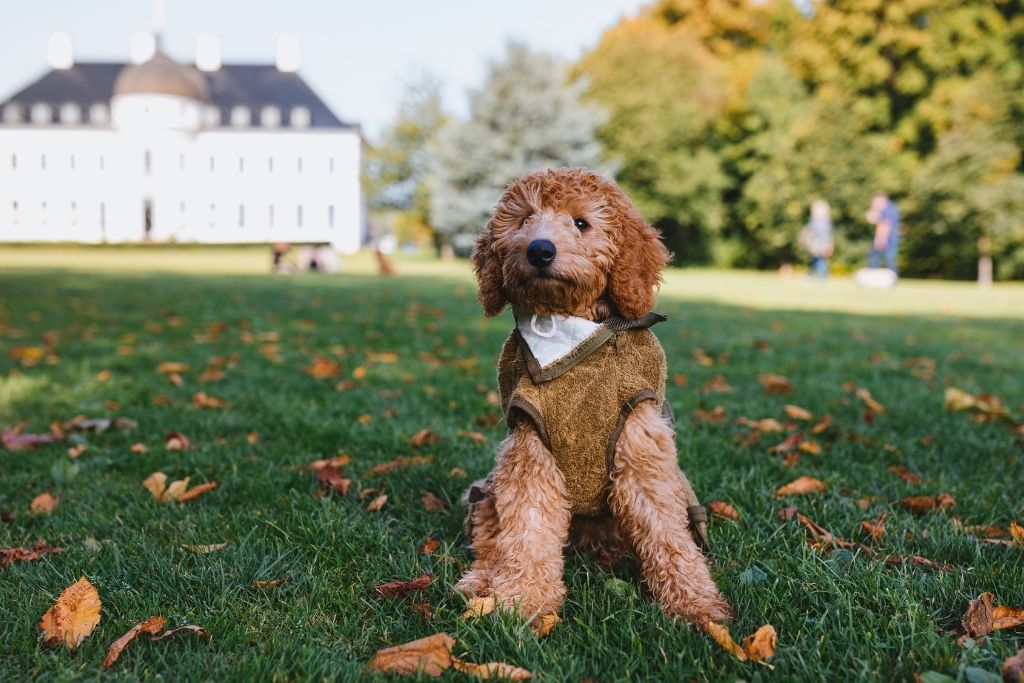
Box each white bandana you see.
[514,312,603,369]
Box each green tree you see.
[427,43,608,253]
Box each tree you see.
[364,75,448,247]
[427,43,608,253]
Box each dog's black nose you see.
[526,239,556,268]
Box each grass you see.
[1,247,1022,682]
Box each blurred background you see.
[1,0,1022,282]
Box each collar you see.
[512,310,666,383]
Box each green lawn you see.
[1,248,1022,682]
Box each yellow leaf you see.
[783,404,812,421]
[1011,521,1024,546]
[164,477,191,502]
[453,659,533,680]
[776,476,827,497]
[365,632,455,676]
[366,494,388,511]
[462,596,497,618]
[156,362,189,374]
[742,624,778,661]
[30,491,59,514]
[705,621,748,661]
[39,576,102,649]
[102,615,165,669]
[944,387,977,411]
[532,613,561,637]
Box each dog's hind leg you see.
[480,421,571,621]
[609,401,732,625]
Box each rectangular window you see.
[11,200,19,226]
[179,153,185,171]
[10,153,16,170]
[239,156,244,173]
[99,202,105,230]
[297,205,303,227]
[41,201,48,225]
[268,157,274,173]
[238,204,245,227]
[209,156,215,172]
[209,203,216,228]
[297,157,303,174]
[99,155,105,171]
[41,154,46,171]
[329,157,334,174]
[328,205,335,227]
[144,149,151,175]
[70,201,78,226]
[70,154,76,171]
[268,205,275,228]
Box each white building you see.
[0,33,364,252]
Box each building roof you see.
[0,60,351,129]
[113,51,210,102]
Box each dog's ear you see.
[471,227,507,317]
[608,190,670,320]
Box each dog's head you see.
[471,168,669,320]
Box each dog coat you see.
[497,312,672,518]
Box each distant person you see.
[865,193,900,274]
[271,242,292,274]
[799,199,834,278]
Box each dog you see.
[458,167,732,626]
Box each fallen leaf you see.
[855,387,886,413]
[367,494,388,511]
[708,500,740,522]
[692,348,715,366]
[181,543,227,554]
[130,442,149,454]
[1,424,56,451]
[759,373,793,394]
[449,467,468,478]
[304,454,352,470]
[798,440,822,455]
[900,494,956,514]
[317,464,351,496]
[365,632,455,676]
[533,613,561,637]
[769,432,803,454]
[177,481,217,503]
[783,404,813,421]
[1011,521,1024,545]
[702,374,733,393]
[888,466,923,485]
[304,356,341,379]
[374,573,433,598]
[736,417,784,433]
[1003,648,1024,683]
[39,576,101,649]
[742,624,778,662]
[0,540,62,567]
[694,406,727,424]
[452,659,533,680]
[882,554,954,572]
[366,455,432,476]
[31,492,59,514]
[963,593,996,638]
[143,472,216,504]
[246,431,259,444]
[411,429,442,447]
[861,512,889,543]
[422,492,446,512]
[150,624,211,642]
[409,601,433,622]
[776,476,827,497]
[156,362,189,374]
[164,431,191,451]
[191,392,228,409]
[419,538,440,555]
[463,596,497,618]
[994,605,1024,631]
[811,415,833,434]
[102,615,165,669]
[253,579,285,590]
[705,621,748,661]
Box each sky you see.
[0,0,650,140]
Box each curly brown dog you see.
[458,167,732,627]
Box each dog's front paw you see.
[490,578,565,621]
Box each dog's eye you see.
[574,218,589,230]
[521,212,534,227]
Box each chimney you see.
[131,32,156,64]
[276,34,301,72]
[48,32,74,69]
[196,33,221,72]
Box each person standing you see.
[800,199,834,278]
[865,193,900,274]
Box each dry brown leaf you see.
[888,466,922,485]
[463,596,497,618]
[156,362,189,374]
[453,659,533,680]
[365,632,455,676]
[367,494,388,511]
[798,440,822,455]
[39,576,101,649]
[776,476,827,497]
[705,621,748,661]
[759,373,793,394]
[374,573,433,598]
[246,431,259,444]
[861,512,889,543]
[742,624,778,662]
[0,540,62,567]
[151,624,211,642]
[67,443,87,458]
[253,579,285,590]
[694,405,727,424]
[783,404,812,421]
[1003,648,1024,683]
[304,356,341,379]
[143,472,215,504]
[1011,521,1024,545]
[811,415,833,434]
[708,500,740,522]
[164,431,191,451]
[191,392,228,409]
[702,374,734,393]
[418,538,440,555]
[964,592,997,638]
[900,493,956,514]
[130,442,149,454]
[177,481,217,503]
[945,387,977,411]
[533,613,561,637]
[31,492,59,514]
[411,429,442,447]
[994,605,1024,631]
[366,455,432,476]
[317,464,351,496]
[422,492,446,512]
[855,387,886,413]
[181,543,226,554]
[102,615,165,669]
[304,454,352,470]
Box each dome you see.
[113,51,209,102]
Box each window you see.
[11,201,19,226]
[30,103,52,125]
[230,106,251,127]
[238,156,244,173]
[268,157,274,173]
[10,153,16,170]
[41,201,48,225]
[69,154,75,171]
[208,203,216,228]
[328,205,335,227]
[99,202,105,230]
[89,103,109,125]
[268,205,275,228]
[99,155,105,171]
[329,157,334,174]
[291,106,310,128]
[297,205,303,227]
[41,154,47,171]
[70,201,78,226]
[261,106,281,128]
[297,157,303,174]
[144,149,152,175]
[179,153,185,171]
[204,106,221,128]
[2,103,23,124]
[60,103,80,124]
[238,204,245,227]
[209,156,215,172]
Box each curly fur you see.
[461,168,730,626]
